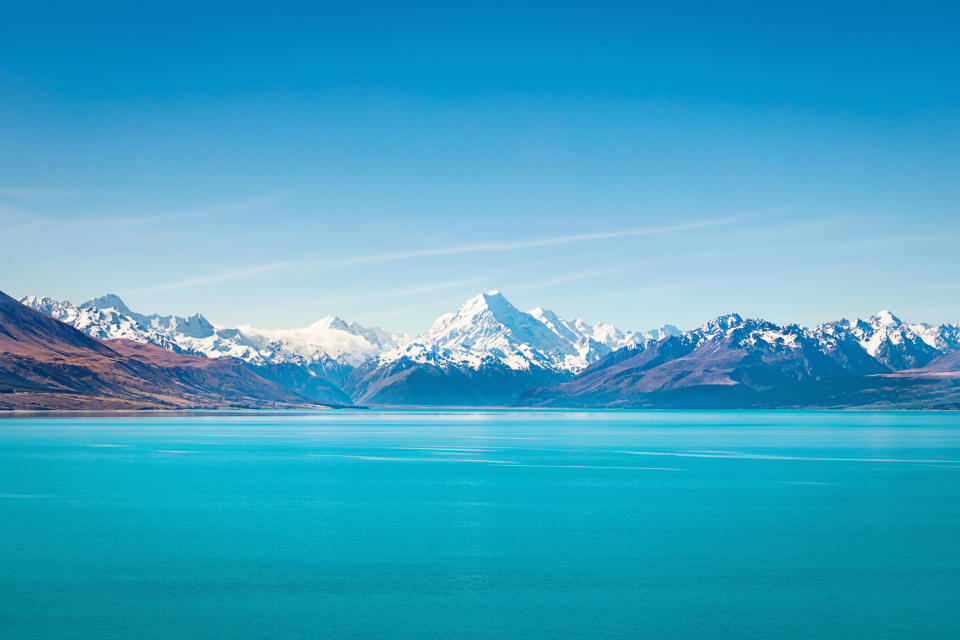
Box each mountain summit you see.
[372,290,659,376]
[81,293,132,315]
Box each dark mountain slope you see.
[349,355,569,406]
[245,361,353,405]
[907,351,960,375]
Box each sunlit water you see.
[1,410,959,639]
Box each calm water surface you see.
[1,410,959,639]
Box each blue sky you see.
[2,1,958,332]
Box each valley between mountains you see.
[5,289,960,410]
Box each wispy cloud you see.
[506,268,626,292]
[305,277,486,307]
[135,216,746,293]
[330,217,743,268]
[0,194,283,237]
[620,284,686,296]
[372,301,455,319]
[107,195,281,225]
[809,234,951,252]
[0,187,87,198]
[130,260,300,294]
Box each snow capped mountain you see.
[308,315,410,351]
[817,310,944,370]
[19,295,184,351]
[377,291,568,371]
[351,290,681,405]
[375,290,661,374]
[673,310,960,375]
[18,294,404,372]
[909,321,960,354]
[80,293,217,339]
[81,293,132,315]
[529,306,680,364]
[222,319,409,367]
[519,310,960,408]
[396,290,577,370]
[677,310,960,374]
[696,312,747,336]
[19,290,650,406]
[19,289,960,407]
[19,293,414,405]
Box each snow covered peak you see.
[18,295,66,314]
[909,322,960,352]
[381,291,571,371]
[309,315,349,331]
[230,322,391,366]
[81,293,131,314]
[21,293,407,368]
[653,324,683,339]
[683,313,809,353]
[718,312,745,326]
[450,290,515,320]
[870,310,902,327]
[529,307,672,352]
[158,313,217,338]
[816,311,941,370]
[20,294,181,350]
[426,291,564,353]
[700,313,746,335]
[380,291,664,374]
[529,307,583,344]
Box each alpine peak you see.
[870,310,902,327]
[701,312,745,333]
[81,293,131,314]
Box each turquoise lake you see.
[1,410,959,639]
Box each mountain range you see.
[10,289,960,410]
[0,290,325,410]
[520,312,960,409]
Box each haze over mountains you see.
[10,289,960,410]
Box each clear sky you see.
[2,1,958,333]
